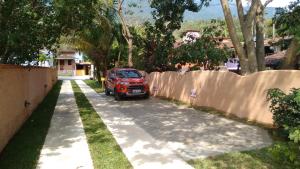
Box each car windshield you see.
[116,70,142,78]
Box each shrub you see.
[267,88,300,128]
[269,142,300,165]
[267,88,300,164]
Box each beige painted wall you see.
[0,65,57,153]
[148,70,300,125]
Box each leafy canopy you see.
[274,0,300,39]
[0,0,98,64]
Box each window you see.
[68,60,72,65]
[60,60,64,66]
[116,70,142,78]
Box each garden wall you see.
[0,65,57,153]
[148,70,300,126]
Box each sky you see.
[242,0,296,7]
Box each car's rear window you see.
[116,70,142,78]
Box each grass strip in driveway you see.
[84,80,104,93]
[71,80,132,169]
[0,81,62,169]
[188,142,299,169]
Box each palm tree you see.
[61,4,116,82]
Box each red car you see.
[104,68,150,100]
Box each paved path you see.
[58,76,91,81]
[37,81,93,169]
[76,80,272,168]
[76,80,193,169]
[104,98,273,160]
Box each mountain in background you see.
[124,0,276,25]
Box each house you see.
[56,49,92,76]
[75,61,92,76]
[56,50,77,76]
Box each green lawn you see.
[71,81,132,169]
[84,79,104,93]
[0,81,62,169]
[188,143,299,169]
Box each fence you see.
[0,65,57,152]
[148,70,300,125]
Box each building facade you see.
[56,50,92,76]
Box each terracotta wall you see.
[148,70,300,125]
[0,65,57,153]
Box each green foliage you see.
[131,21,176,72]
[142,0,201,71]
[274,0,300,40]
[189,145,299,169]
[267,88,300,164]
[172,21,230,69]
[287,126,300,143]
[84,80,104,93]
[61,1,117,80]
[151,0,199,34]
[0,0,57,64]
[172,38,229,68]
[54,0,97,33]
[267,88,300,128]
[0,0,98,64]
[202,19,228,38]
[269,142,300,165]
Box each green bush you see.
[267,88,300,164]
[268,142,300,165]
[267,88,300,128]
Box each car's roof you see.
[111,68,138,71]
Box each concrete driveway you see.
[102,95,272,160]
[58,76,91,80]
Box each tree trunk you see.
[128,37,133,67]
[221,0,250,74]
[94,61,102,83]
[283,39,300,69]
[116,50,121,67]
[235,0,261,73]
[256,3,266,71]
[244,30,258,73]
[0,43,10,64]
[117,0,134,68]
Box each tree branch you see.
[245,0,260,25]
[264,0,274,8]
[236,0,245,28]
[117,0,132,44]
[220,0,251,74]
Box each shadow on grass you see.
[71,81,132,169]
[0,81,62,169]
